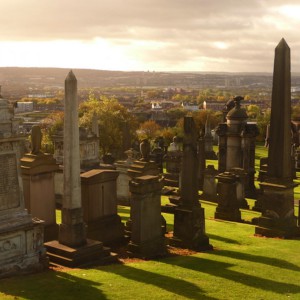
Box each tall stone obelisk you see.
[45,71,114,267]
[255,39,299,238]
[59,71,86,246]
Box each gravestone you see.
[115,149,134,205]
[0,97,47,279]
[230,168,249,209]
[200,165,218,202]
[164,136,182,187]
[21,125,59,241]
[255,39,300,238]
[204,117,217,159]
[127,175,166,258]
[45,71,114,267]
[215,172,242,222]
[170,116,212,251]
[81,169,124,245]
[197,129,206,189]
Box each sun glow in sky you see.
[0,0,299,72]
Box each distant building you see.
[15,101,34,113]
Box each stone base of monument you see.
[255,216,300,238]
[254,180,300,238]
[128,160,160,178]
[0,216,48,279]
[169,206,213,251]
[127,236,167,259]
[214,207,242,222]
[44,239,117,268]
[86,214,125,246]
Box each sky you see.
[0,0,299,73]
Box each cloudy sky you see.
[0,0,299,73]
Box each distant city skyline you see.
[0,1,299,73]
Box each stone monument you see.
[216,96,258,198]
[0,96,47,278]
[163,136,182,187]
[21,125,59,242]
[204,117,217,159]
[215,172,242,222]
[81,169,125,245]
[128,175,166,259]
[170,116,212,251]
[115,149,135,205]
[45,71,114,267]
[255,39,300,238]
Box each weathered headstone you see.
[45,71,114,267]
[170,116,212,251]
[215,172,242,222]
[81,169,125,245]
[255,39,300,238]
[21,125,59,241]
[0,97,47,278]
[128,175,166,258]
[200,165,218,202]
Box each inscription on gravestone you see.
[0,153,20,210]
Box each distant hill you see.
[0,67,299,100]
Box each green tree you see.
[79,94,138,156]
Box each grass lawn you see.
[0,144,299,300]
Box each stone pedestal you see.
[128,160,159,178]
[163,151,182,187]
[230,168,249,209]
[21,153,59,241]
[215,172,242,222]
[255,181,299,238]
[127,175,166,259]
[81,169,124,245]
[200,165,218,202]
[171,205,211,251]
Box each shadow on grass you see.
[0,270,107,300]
[211,249,300,272]
[100,263,218,300]
[208,233,241,245]
[161,255,300,295]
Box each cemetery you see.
[0,39,299,299]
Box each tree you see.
[138,120,162,140]
[246,104,260,120]
[41,111,64,152]
[79,94,138,156]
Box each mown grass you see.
[0,144,299,300]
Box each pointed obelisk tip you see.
[66,70,77,82]
[276,38,289,50]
